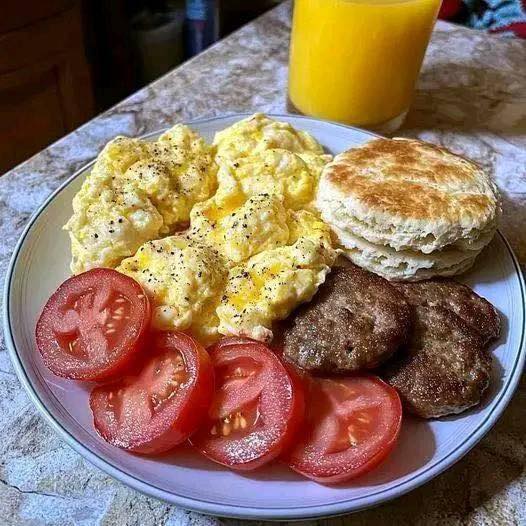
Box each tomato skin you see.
[90,331,214,455]
[36,268,151,381]
[286,375,402,485]
[191,337,305,471]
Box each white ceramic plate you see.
[4,114,526,520]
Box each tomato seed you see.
[222,423,232,436]
[348,425,358,446]
[357,416,369,423]
[210,425,217,435]
[106,329,116,334]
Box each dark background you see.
[0,0,281,173]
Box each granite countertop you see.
[1,2,525,525]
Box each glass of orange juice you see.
[288,0,441,132]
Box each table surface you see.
[1,2,525,525]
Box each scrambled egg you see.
[64,124,217,273]
[214,113,326,164]
[118,235,227,345]
[68,114,337,344]
[216,148,332,212]
[119,199,335,344]
[189,191,290,264]
[217,209,336,342]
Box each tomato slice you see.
[36,268,151,381]
[286,376,402,484]
[191,337,305,471]
[90,331,214,454]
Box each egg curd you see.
[118,236,227,345]
[64,124,217,273]
[67,114,336,344]
[119,194,336,343]
[214,113,325,164]
[217,208,336,342]
[190,192,290,264]
[215,148,332,213]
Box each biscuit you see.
[332,225,487,281]
[316,138,500,254]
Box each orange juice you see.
[288,0,441,131]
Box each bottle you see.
[184,0,219,57]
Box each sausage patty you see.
[382,280,500,418]
[279,265,411,373]
[393,279,500,345]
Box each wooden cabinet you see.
[0,1,94,173]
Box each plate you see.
[4,114,526,520]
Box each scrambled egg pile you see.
[118,235,227,344]
[68,114,336,344]
[216,148,331,212]
[65,125,217,273]
[214,112,325,163]
[216,209,335,342]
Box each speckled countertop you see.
[1,2,525,525]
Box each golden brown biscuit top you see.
[324,138,497,222]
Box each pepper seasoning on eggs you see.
[71,114,335,345]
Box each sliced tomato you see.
[191,337,305,471]
[36,268,151,381]
[286,376,402,484]
[90,331,214,454]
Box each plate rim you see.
[3,113,526,520]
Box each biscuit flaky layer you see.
[332,225,484,281]
[317,138,501,255]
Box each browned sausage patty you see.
[382,280,499,418]
[392,280,500,345]
[381,305,492,418]
[279,265,412,373]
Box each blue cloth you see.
[464,0,526,36]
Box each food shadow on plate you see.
[341,416,436,488]
[152,443,301,479]
[151,422,436,485]
[461,236,514,286]
[147,443,222,472]
[229,416,436,486]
